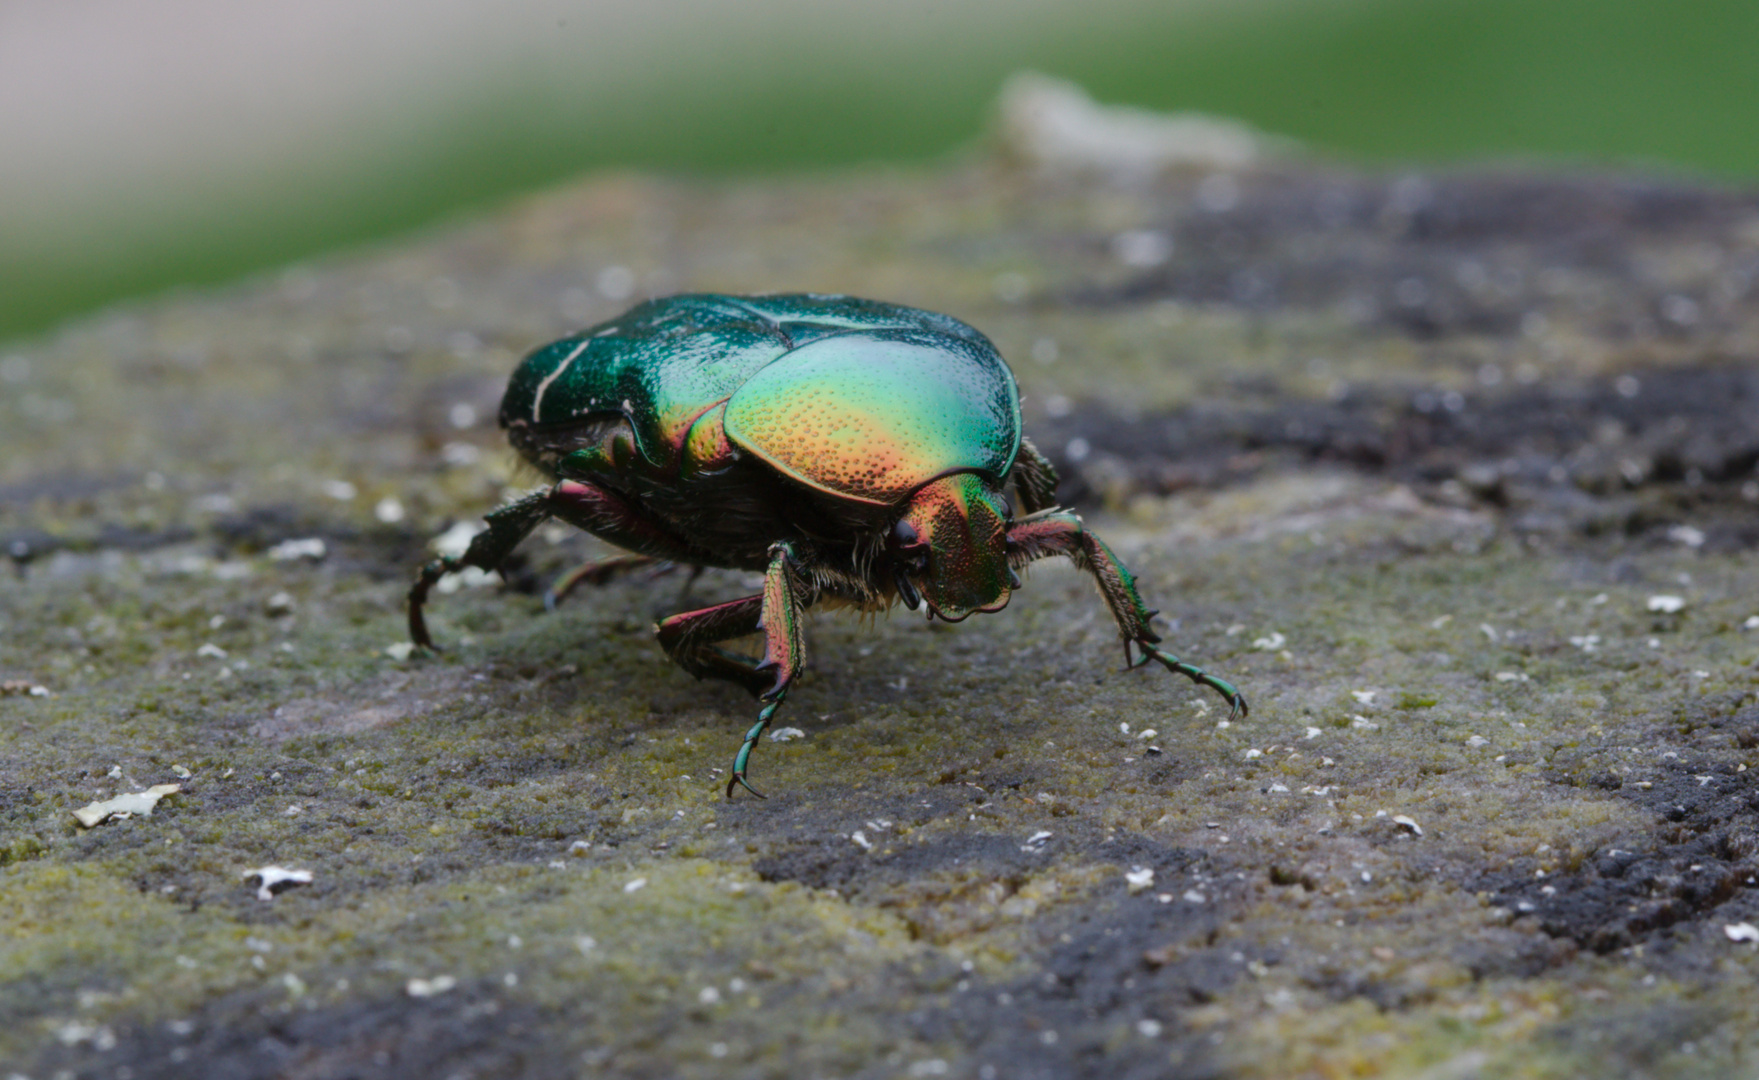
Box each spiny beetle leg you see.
[729,542,807,799]
[408,488,555,651]
[1005,510,1247,718]
[544,554,667,613]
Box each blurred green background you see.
[2,0,1755,347]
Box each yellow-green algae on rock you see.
[4,139,1759,1078]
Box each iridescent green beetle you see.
[409,294,1246,796]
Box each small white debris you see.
[1744,616,1759,631]
[1266,782,1289,793]
[1,679,50,697]
[171,764,192,778]
[1480,624,1499,641]
[698,986,722,1005]
[851,830,873,851]
[575,935,598,954]
[1569,634,1601,653]
[72,784,181,828]
[1243,748,1263,760]
[440,442,482,467]
[1137,1019,1163,1038]
[405,975,457,998]
[908,1060,951,1078]
[1304,726,1322,740]
[993,272,1030,304]
[568,840,592,857]
[196,643,228,660]
[1137,728,1157,741]
[435,565,496,594]
[1466,735,1489,748]
[1495,671,1529,683]
[1111,229,1173,269]
[384,641,417,661]
[1646,595,1686,614]
[1118,722,1131,735]
[1125,866,1155,893]
[1392,815,1423,836]
[769,727,807,742]
[244,865,313,901]
[624,877,648,894]
[268,537,327,562]
[1667,524,1706,549]
[431,520,486,558]
[1350,716,1379,731]
[1021,830,1053,852]
[374,496,406,524]
[1723,923,1759,943]
[1251,632,1287,651]
[1429,615,1452,629]
[321,480,357,502]
[1351,690,1376,706]
[1182,889,1205,904]
[265,591,296,616]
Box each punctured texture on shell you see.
[500,294,1014,488]
[722,328,1020,506]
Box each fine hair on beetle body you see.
[408,293,1246,797]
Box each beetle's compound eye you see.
[891,519,921,549]
[998,493,1014,522]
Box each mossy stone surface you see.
[4,155,1759,1078]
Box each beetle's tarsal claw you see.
[727,772,768,800]
[726,706,779,800]
[1136,641,1247,718]
[1007,567,1023,590]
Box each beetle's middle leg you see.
[1005,510,1248,719]
[654,542,807,799]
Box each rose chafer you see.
[409,293,1246,796]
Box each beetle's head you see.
[888,473,1017,622]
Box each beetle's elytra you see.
[408,293,1246,796]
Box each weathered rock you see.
[4,122,1759,1078]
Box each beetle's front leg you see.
[736,542,808,798]
[408,489,555,650]
[1006,511,1248,719]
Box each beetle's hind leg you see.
[1005,511,1247,719]
[544,554,669,612]
[409,489,556,651]
[654,543,808,799]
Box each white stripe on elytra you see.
[529,339,592,421]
